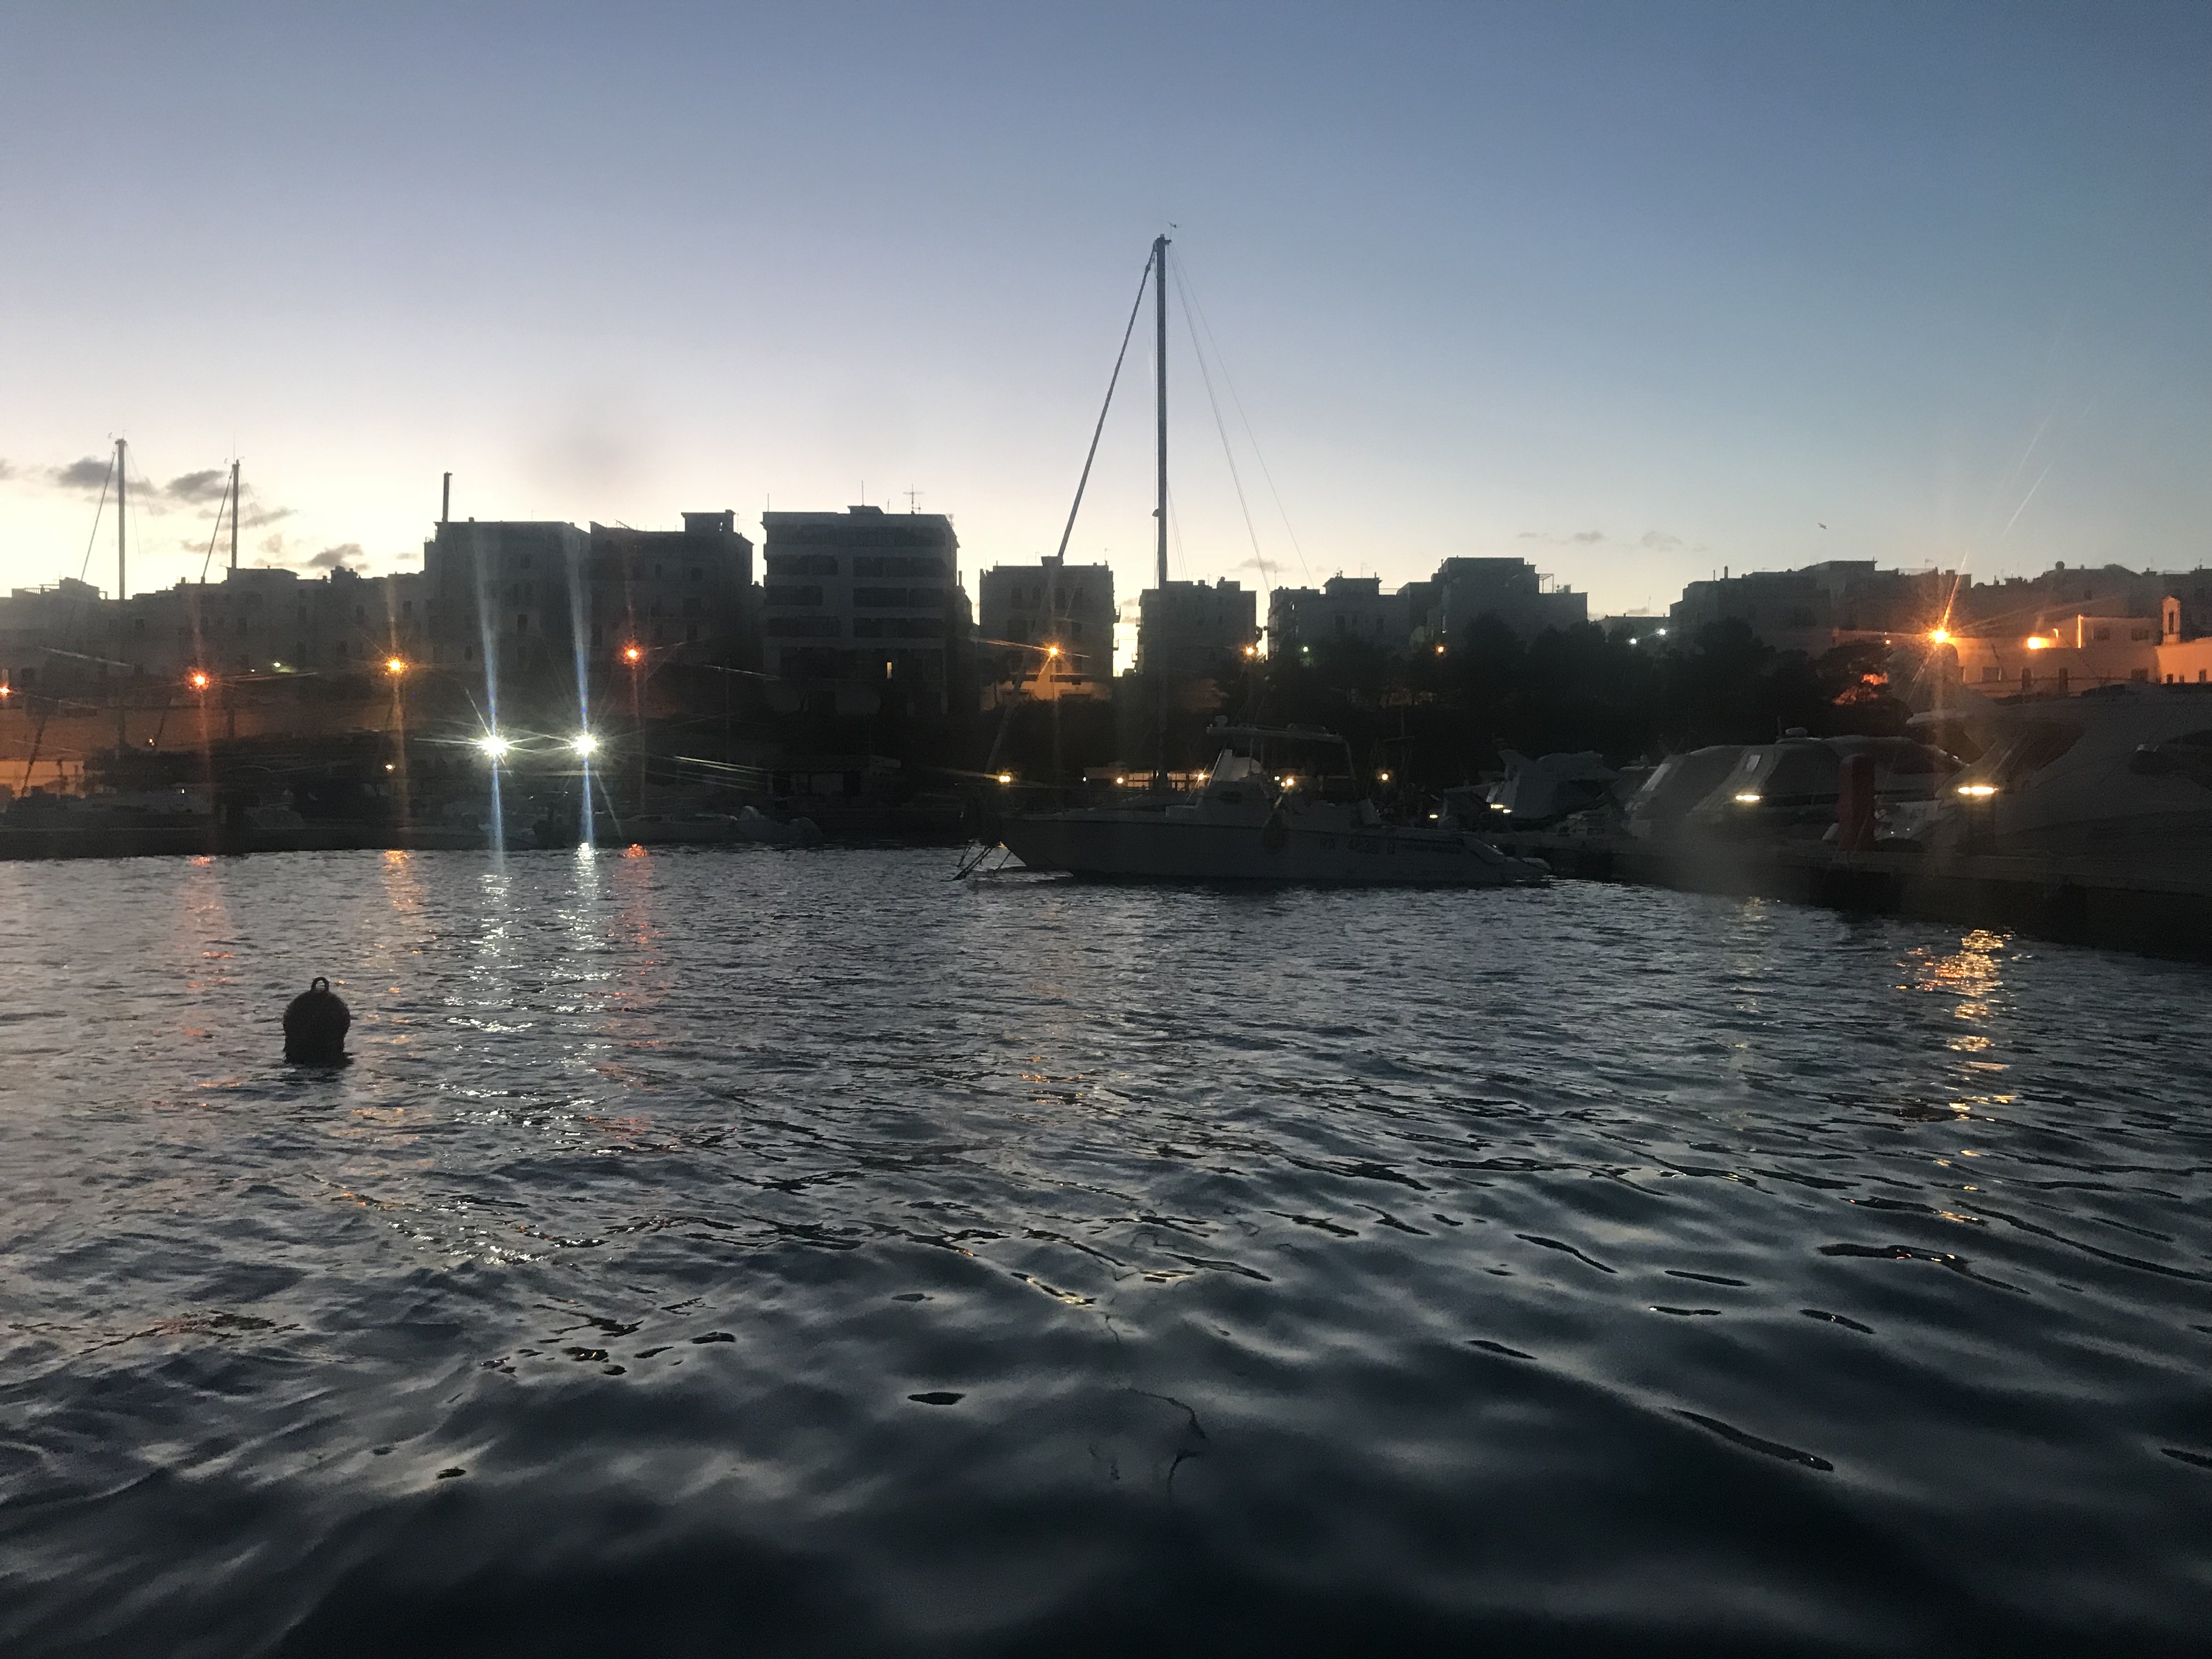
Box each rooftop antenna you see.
[905,488,921,514]
[441,471,452,525]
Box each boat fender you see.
[1262,809,1290,853]
[283,976,351,1064]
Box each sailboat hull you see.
[1000,810,1548,886]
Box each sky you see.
[1,1,2205,668]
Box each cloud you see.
[166,469,231,504]
[1639,531,1684,551]
[259,533,288,559]
[240,505,294,529]
[303,543,363,572]
[50,456,113,492]
[1568,529,1605,544]
[1516,528,1609,546]
[0,459,15,481]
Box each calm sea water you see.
[0,848,2205,1657]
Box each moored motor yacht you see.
[996,725,1549,885]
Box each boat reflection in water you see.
[998,723,1549,885]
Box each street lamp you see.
[385,656,408,675]
[475,733,510,760]
[187,669,211,691]
[622,644,643,664]
[572,733,599,757]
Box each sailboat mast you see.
[229,460,240,572]
[115,438,127,606]
[115,437,128,751]
[1153,233,1169,592]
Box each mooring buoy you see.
[283,976,351,1064]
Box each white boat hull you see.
[1000,809,1547,885]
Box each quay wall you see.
[1492,832,2212,964]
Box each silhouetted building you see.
[1671,560,1954,654]
[1267,575,1413,657]
[425,511,753,677]
[1410,557,1587,647]
[761,505,962,713]
[586,512,758,667]
[977,555,1114,696]
[1136,578,1257,678]
[423,520,591,676]
[1952,563,2212,641]
[3,568,430,690]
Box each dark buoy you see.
[284,976,351,1064]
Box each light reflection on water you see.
[0,848,2207,1658]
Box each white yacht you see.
[997,725,1549,886]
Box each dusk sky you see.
[2,2,2205,662]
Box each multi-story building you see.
[1267,575,1414,657]
[1408,557,1588,647]
[1671,560,1961,654]
[976,555,1114,696]
[585,513,757,665]
[2,568,431,689]
[1136,578,1259,678]
[423,511,754,677]
[422,519,592,676]
[1952,563,2212,641]
[760,506,963,712]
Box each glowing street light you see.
[622,644,644,664]
[996,772,1014,785]
[571,733,599,757]
[385,656,408,675]
[187,670,211,691]
[475,733,511,760]
[1927,627,1953,646]
[2024,635,2053,651]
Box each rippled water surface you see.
[2,847,2207,1657]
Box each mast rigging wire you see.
[1172,261,1271,594]
[1052,251,1156,566]
[1172,252,1314,586]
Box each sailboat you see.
[994,236,1548,888]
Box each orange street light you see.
[622,644,644,664]
[2024,635,2053,651]
[384,656,408,675]
[187,670,211,691]
[1434,644,1447,656]
[1927,627,1952,646]
[1046,644,1061,658]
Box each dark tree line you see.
[987,618,1911,789]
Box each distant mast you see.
[229,459,240,573]
[115,437,128,749]
[115,437,127,606]
[1153,233,1169,594]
